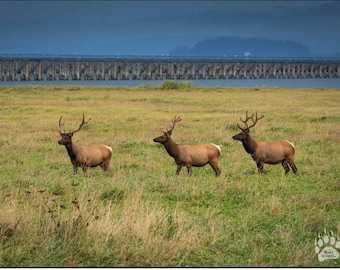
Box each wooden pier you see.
[1,56,339,81]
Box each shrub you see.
[157,80,194,90]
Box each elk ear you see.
[168,130,172,136]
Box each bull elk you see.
[232,111,297,174]
[58,114,112,174]
[153,116,221,176]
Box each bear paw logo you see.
[315,228,340,262]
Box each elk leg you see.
[288,160,297,174]
[256,161,264,174]
[82,164,88,173]
[72,163,78,174]
[186,164,192,176]
[176,164,183,175]
[105,161,111,171]
[209,162,221,176]
[101,161,110,172]
[281,160,290,174]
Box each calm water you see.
[0,78,339,89]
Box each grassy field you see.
[0,84,339,266]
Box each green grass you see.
[0,85,339,267]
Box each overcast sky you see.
[1,1,339,56]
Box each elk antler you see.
[71,113,92,133]
[58,114,92,134]
[237,111,253,131]
[237,111,264,132]
[58,116,65,134]
[161,115,181,133]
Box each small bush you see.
[157,80,194,90]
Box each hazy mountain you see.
[169,37,314,58]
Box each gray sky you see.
[0,1,339,56]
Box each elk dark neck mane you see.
[242,135,257,155]
[64,142,77,159]
[164,138,179,158]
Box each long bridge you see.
[1,55,339,81]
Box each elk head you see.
[58,113,92,145]
[232,111,264,141]
[153,115,181,144]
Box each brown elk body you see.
[232,111,297,174]
[58,114,112,174]
[153,116,221,176]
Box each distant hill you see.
[169,36,313,58]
